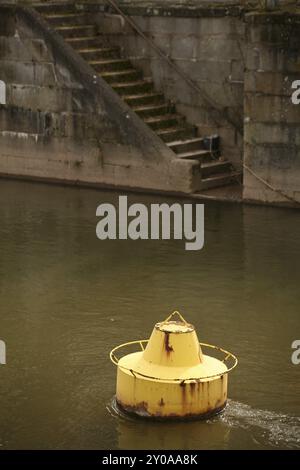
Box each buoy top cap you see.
[156,321,194,334]
[156,310,194,334]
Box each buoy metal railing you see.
[110,339,238,383]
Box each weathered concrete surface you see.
[0,5,200,195]
[88,0,298,206]
[1,1,300,205]
[244,11,300,205]
[94,8,245,169]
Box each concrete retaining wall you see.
[1,2,300,205]
[0,5,199,195]
[244,11,300,204]
[89,0,299,205]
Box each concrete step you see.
[200,172,241,190]
[133,103,174,118]
[167,137,206,154]
[157,125,197,143]
[101,69,143,84]
[55,25,97,39]
[89,58,132,73]
[112,80,154,95]
[176,149,212,163]
[44,13,91,26]
[65,36,105,49]
[124,92,165,107]
[78,47,120,61]
[144,114,185,131]
[35,3,77,14]
[201,160,232,177]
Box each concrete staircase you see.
[35,2,241,191]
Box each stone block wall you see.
[1,1,300,205]
[244,12,300,204]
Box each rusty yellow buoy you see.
[110,311,238,420]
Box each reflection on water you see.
[0,179,299,450]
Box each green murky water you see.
[0,179,299,450]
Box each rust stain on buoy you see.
[159,398,165,407]
[164,332,174,354]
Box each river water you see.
[0,179,299,450]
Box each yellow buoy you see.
[110,311,238,420]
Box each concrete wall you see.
[0,5,199,195]
[94,7,245,168]
[89,0,299,205]
[244,12,300,204]
[1,2,300,205]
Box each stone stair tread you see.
[144,114,182,123]
[35,8,76,15]
[202,171,241,183]
[65,36,100,42]
[112,79,153,88]
[89,59,129,65]
[55,25,95,30]
[157,125,194,135]
[202,160,229,168]
[100,69,138,77]
[176,149,210,159]
[133,103,168,112]
[167,137,204,147]
[45,13,86,18]
[124,92,162,100]
[78,47,118,53]
[34,3,76,11]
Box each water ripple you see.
[219,400,300,449]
